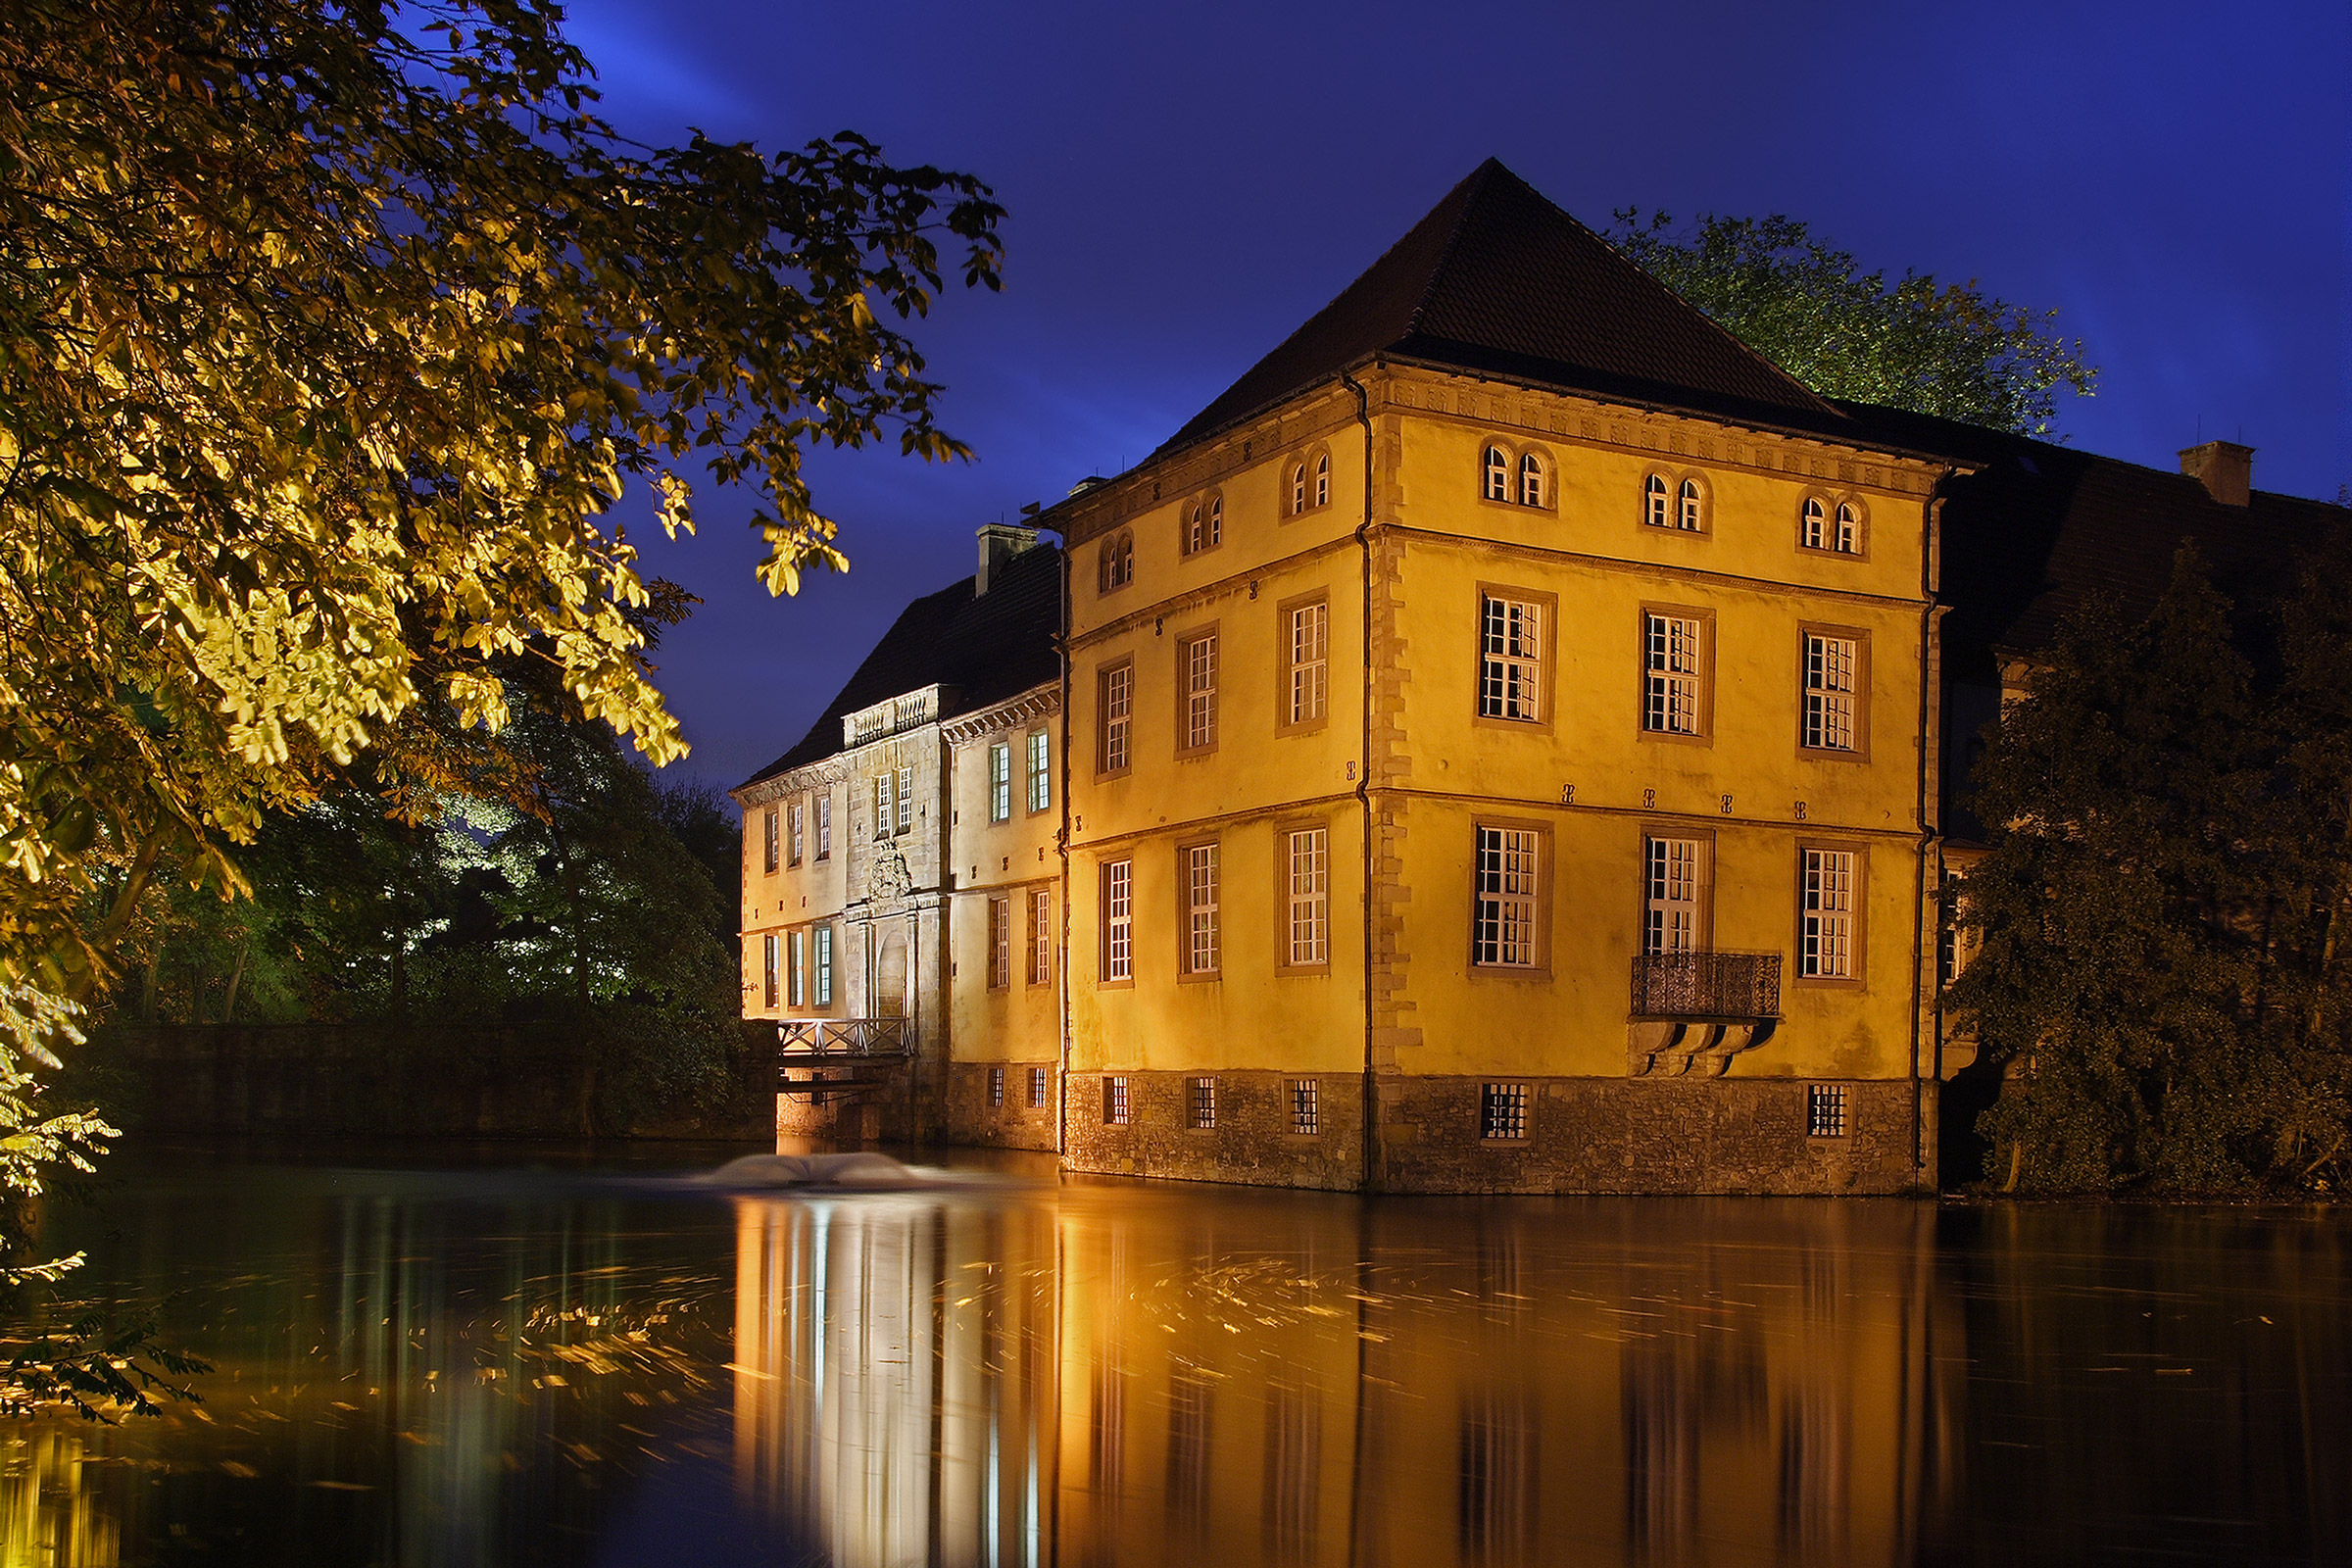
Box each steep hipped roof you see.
[1160,159,1848,454]
[1834,402,2344,664]
[736,541,1061,789]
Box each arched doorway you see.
[874,926,908,1019]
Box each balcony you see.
[1629,951,1782,1022]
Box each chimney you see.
[975,523,1039,595]
[2180,440,2253,507]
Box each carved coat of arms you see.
[867,851,912,904]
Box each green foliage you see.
[1608,211,2095,436]
[1951,540,2352,1192]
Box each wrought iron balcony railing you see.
[776,1018,911,1059]
[1629,952,1783,1021]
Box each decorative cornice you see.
[940,684,1060,748]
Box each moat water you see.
[5,1140,2350,1566]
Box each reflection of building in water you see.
[0,1433,120,1568]
[730,1197,1058,1568]
[729,1191,1965,1568]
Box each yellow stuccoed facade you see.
[1062,366,1951,1193]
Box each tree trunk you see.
[548,815,598,1136]
[220,940,249,1025]
[140,940,164,1024]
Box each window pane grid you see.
[1028,730,1051,811]
[1808,1084,1848,1138]
[813,925,833,1005]
[1480,596,1543,721]
[1678,477,1703,530]
[1803,497,1827,549]
[896,767,913,833]
[1801,850,1856,978]
[1314,454,1330,508]
[1484,445,1510,501]
[1103,860,1132,981]
[1103,1076,1129,1126]
[1188,1076,1216,1130]
[1185,634,1218,750]
[989,743,1011,821]
[1291,1080,1319,1136]
[786,930,804,1007]
[1029,1066,1049,1109]
[1101,664,1131,773]
[1644,613,1702,734]
[1643,837,1700,956]
[1804,635,1859,750]
[762,808,779,873]
[1482,1083,1528,1141]
[987,1066,1004,1107]
[988,896,1010,989]
[762,934,779,1008]
[1287,828,1329,966]
[1185,844,1220,975]
[1474,828,1540,967]
[1289,603,1328,725]
[1518,452,1544,508]
[1028,889,1053,985]
[816,796,831,859]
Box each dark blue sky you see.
[564,0,2350,793]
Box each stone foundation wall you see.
[1374,1075,1929,1195]
[775,1064,911,1143]
[1061,1070,1367,1191]
[1055,1070,1927,1194]
[941,1062,1059,1152]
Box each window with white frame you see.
[1518,451,1544,508]
[1802,496,1828,550]
[1184,495,1222,555]
[1286,827,1329,966]
[1484,444,1511,502]
[1183,843,1220,976]
[1099,530,1133,591]
[1643,612,1704,736]
[1289,462,1307,516]
[988,742,1012,822]
[1099,662,1131,774]
[1315,453,1331,509]
[1644,472,1670,528]
[788,800,805,865]
[988,895,1011,989]
[1481,1082,1528,1140]
[815,794,831,860]
[1291,1079,1319,1136]
[1102,1075,1130,1126]
[813,924,834,1005]
[896,766,913,834]
[1181,631,1218,752]
[1800,849,1857,979]
[1835,502,1860,554]
[1030,1066,1050,1108]
[1803,633,1861,751]
[1474,827,1541,968]
[787,929,806,1007]
[1028,888,1053,985]
[762,808,779,873]
[1479,595,1544,722]
[1803,495,1861,554]
[1027,729,1051,812]
[1288,601,1328,727]
[988,1066,1004,1107]
[1679,477,1704,531]
[762,933,780,1008]
[1643,836,1702,956]
[873,773,892,839]
[1187,1076,1216,1130]
[1102,859,1132,982]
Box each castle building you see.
[731,159,2345,1193]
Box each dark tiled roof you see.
[1159,159,1850,455]
[1834,402,2344,664]
[737,542,1061,788]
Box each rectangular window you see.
[1102,859,1133,982]
[1287,601,1329,727]
[1643,612,1705,736]
[988,896,1011,990]
[1028,889,1053,985]
[1291,1079,1319,1137]
[1807,1083,1848,1138]
[873,773,892,839]
[815,794,832,860]
[989,742,1012,822]
[1098,662,1132,775]
[762,808,780,874]
[788,801,805,866]
[1479,595,1544,722]
[1030,1066,1050,1109]
[1800,849,1857,979]
[1481,1083,1528,1141]
[1473,827,1542,968]
[1643,836,1702,956]
[988,1066,1004,1108]
[1187,1076,1216,1130]
[1803,632,1861,752]
[1103,1076,1130,1127]
[787,929,806,1007]
[1286,827,1329,967]
[896,766,914,834]
[1027,729,1051,812]
[1182,843,1220,976]
[813,924,834,1006]
[1179,631,1218,753]
[762,933,779,1008]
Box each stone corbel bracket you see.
[1627,1018,1778,1078]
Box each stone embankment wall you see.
[91,1023,775,1141]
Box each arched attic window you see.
[1518,452,1544,509]
[1802,496,1828,550]
[1645,472,1670,528]
[1289,463,1306,516]
[1314,453,1330,508]
[1834,502,1860,553]
[1678,478,1703,531]
[1100,530,1133,591]
[1484,445,1511,502]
